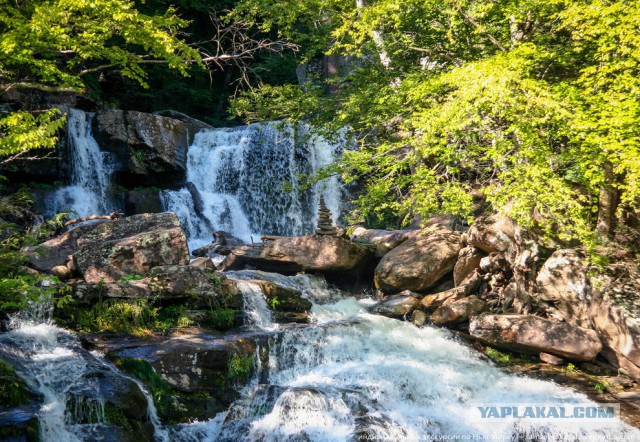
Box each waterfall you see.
[174,291,640,442]
[0,302,166,441]
[46,108,117,218]
[162,122,346,250]
[235,280,277,331]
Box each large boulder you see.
[24,221,109,271]
[92,110,197,186]
[221,235,373,278]
[74,213,190,283]
[430,296,487,326]
[589,299,640,379]
[535,249,592,327]
[465,215,516,260]
[374,228,462,293]
[469,314,602,361]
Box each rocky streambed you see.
[1,210,640,440]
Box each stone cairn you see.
[315,196,337,236]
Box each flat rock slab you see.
[469,314,602,361]
[221,235,373,276]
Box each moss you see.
[227,353,253,383]
[104,403,133,431]
[0,359,30,407]
[485,347,538,367]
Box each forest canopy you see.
[231,0,640,249]
[1,0,638,250]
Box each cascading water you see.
[46,108,117,218]
[161,122,346,250]
[174,273,640,442]
[0,301,166,441]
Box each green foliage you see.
[593,379,610,394]
[0,359,30,407]
[72,298,169,337]
[207,308,236,330]
[227,353,253,383]
[232,0,640,248]
[120,274,143,281]
[566,362,576,373]
[0,0,201,160]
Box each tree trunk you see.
[597,160,619,239]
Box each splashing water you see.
[46,109,117,218]
[0,304,166,441]
[174,291,640,442]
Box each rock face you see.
[92,110,197,186]
[374,229,462,293]
[466,215,516,259]
[469,314,602,361]
[430,296,487,326]
[74,213,190,283]
[221,235,373,278]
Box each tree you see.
[231,0,640,247]
[0,0,297,159]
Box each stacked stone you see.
[315,196,337,236]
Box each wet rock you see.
[430,296,487,326]
[469,314,602,361]
[453,246,485,286]
[369,291,421,319]
[221,235,373,280]
[411,310,428,327]
[74,213,190,283]
[249,280,312,324]
[192,231,245,258]
[108,328,262,420]
[0,405,39,441]
[374,228,462,293]
[466,215,516,260]
[65,369,152,439]
[535,249,591,327]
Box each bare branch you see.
[3,82,83,94]
[0,150,59,166]
[64,210,123,227]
